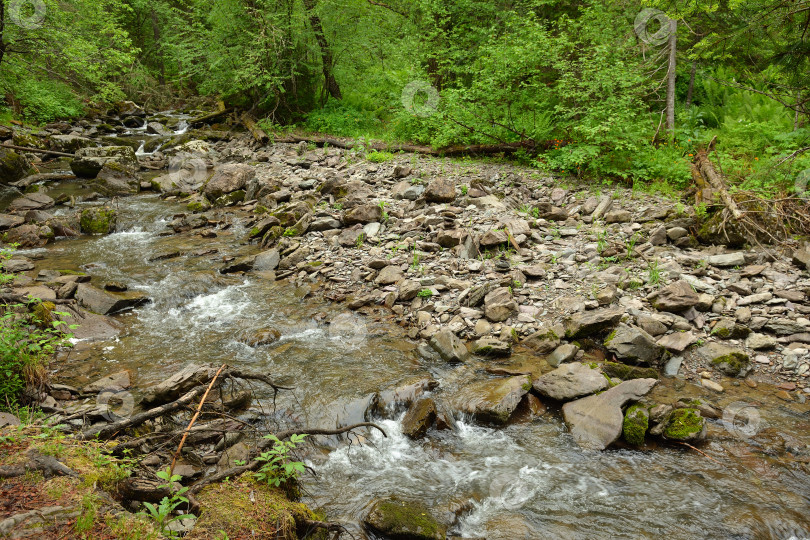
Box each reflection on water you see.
[30,192,810,539]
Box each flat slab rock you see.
[446,375,529,425]
[532,362,608,401]
[562,378,658,450]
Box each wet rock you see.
[203,164,254,199]
[343,203,382,225]
[547,343,579,367]
[253,249,280,271]
[522,324,563,354]
[8,192,55,213]
[471,337,512,357]
[93,161,140,195]
[0,213,25,230]
[764,318,807,335]
[3,256,33,272]
[242,327,281,346]
[70,146,138,178]
[746,333,777,350]
[697,342,750,377]
[393,164,413,178]
[532,362,608,401]
[3,224,46,248]
[563,308,623,338]
[364,497,446,540]
[604,324,664,366]
[83,370,131,393]
[216,441,250,473]
[424,178,456,203]
[601,362,658,380]
[75,284,149,315]
[185,193,211,212]
[401,398,437,439]
[398,279,422,302]
[661,408,707,442]
[448,375,530,425]
[429,330,470,362]
[79,206,117,234]
[622,404,649,446]
[219,254,256,274]
[483,287,518,322]
[650,280,699,312]
[562,378,657,450]
[0,148,31,184]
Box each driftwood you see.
[0,143,74,158]
[272,134,549,157]
[11,172,76,189]
[189,422,387,494]
[241,113,269,144]
[693,145,744,222]
[189,106,234,128]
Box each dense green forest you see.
[1,0,808,193]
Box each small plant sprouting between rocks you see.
[417,289,433,298]
[254,433,308,488]
[141,468,195,538]
[647,260,661,286]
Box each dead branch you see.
[0,450,79,479]
[241,113,269,144]
[189,422,387,494]
[0,143,75,158]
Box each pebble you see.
[701,379,724,392]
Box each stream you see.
[11,171,810,539]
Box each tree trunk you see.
[795,90,801,131]
[149,8,165,86]
[302,0,342,100]
[666,18,677,139]
[685,61,696,109]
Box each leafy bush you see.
[2,75,84,124]
[254,434,307,488]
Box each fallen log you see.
[0,450,79,479]
[189,107,234,128]
[0,143,74,158]
[10,172,76,189]
[241,113,269,144]
[693,147,744,222]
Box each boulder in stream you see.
[70,146,138,178]
[446,375,530,425]
[0,148,31,184]
[363,497,447,540]
[532,362,608,401]
[79,207,117,234]
[75,284,149,315]
[401,397,437,439]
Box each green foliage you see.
[141,468,195,538]
[1,75,83,124]
[367,151,396,163]
[417,289,433,298]
[254,434,307,488]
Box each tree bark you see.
[666,18,677,139]
[302,0,342,100]
[149,8,165,86]
[686,61,696,109]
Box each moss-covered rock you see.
[80,207,117,235]
[185,193,212,212]
[601,362,660,381]
[189,477,319,540]
[622,404,649,446]
[662,408,706,442]
[213,189,245,207]
[363,497,447,540]
[70,146,138,179]
[0,148,31,184]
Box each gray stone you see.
[376,265,404,285]
[657,331,696,353]
[532,363,608,401]
[708,252,746,267]
[562,378,658,450]
[203,164,254,199]
[447,375,529,425]
[746,332,777,350]
[563,308,623,338]
[70,146,138,178]
[697,342,750,377]
[75,284,150,315]
[83,370,131,393]
[650,280,699,312]
[472,337,512,357]
[424,178,456,203]
[604,324,664,365]
[343,203,382,225]
[484,287,518,322]
[547,343,579,368]
[0,213,25,230]
[663,356,683,377]
[792,248,810,271]
[429,330,470,362]
[8,192,55,212]
[253,250,281,271]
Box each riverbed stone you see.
[448,375,530,425]
[75,284,149,315]
[93,161,140,195]
[79,207,117,234]
[483,287,518,322]
[547,343,579,367]
[83,370,131,393]
[401,398,437,439]
[253,250,280,271]
[376,265,404,285]
[8,192,55,213]
[650,280,699,312]
[429,330,470,362]
[424,178,456,203]
[562,378,658,450]
[622,404,649,446]
[563,308,623,338]
[364,497,446,540]
[522,324,563,353]
[471,336,512,357]
[203,163,254,199]
[70,146,138,178]
[604,324,664,366]
[698,342,751,377]
[343,203,382,225]
[661,408,707,442]
[0,148,31,184]
[532,362,608,401]
[141,364,221,406]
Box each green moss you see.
[604,329,617,344]
[601,361,659,380]
[622,404,649,446]
[80,207,116,235]
[663,408,704,440]
[711,352,749,375]
[710,326,731,338]
[365,498,445,540]
[33,301,56,328]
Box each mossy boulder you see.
[662,408,706,442]
[185,193,212,212]
[70,146,138,178]
[93,161,140,196]
[189,477,318,540]
[363,497,447,540]
[214,189,246,207]
[601,361,659,380]
[80,207,117,235]
[698,343,750,377]
[12,131,47,150]
[622,404,649,446]
[0,148,31,184]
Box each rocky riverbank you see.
[1,103,810,538]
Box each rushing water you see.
[15,187,810,539]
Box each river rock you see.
[697,342,750,377]
[8,192,55,213]
[242,327,281,346]
[479,229,508,248]
[532,362,608,401]
[424,178,456,203]
[93,161,140,195]
[622,404,649,446]
[600,362,658,380]
[656,331,697,353]
[563,308,623,338]
[707,252,745,267]
[83,370,131,393]
[448,375,530,425]
[0,213,25,230]
[203,164,254,199]
[471,336,512,357]
[650,280,699,312]
[70,146,138,178]
[141,364,221,406]
[522,324,563,353]
[483,287,518,322]
[546,343,579,367]
[253,249,280,271]
[75,284,149,315]
[429,330,470,362]
[0,148,31,184]
[710,318,750,339]
[746,332,777,350]
[660,408,707,442]
[792,248,810,271]
[562,378,658,450]
[363,498,446,540]
[604,324,664,366]
[343,203,382,225]
[376,265,404,285]
[79,207,117,234]
[220,255,256,274]
[401,398,437,439]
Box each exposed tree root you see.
[0,450,79,479]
